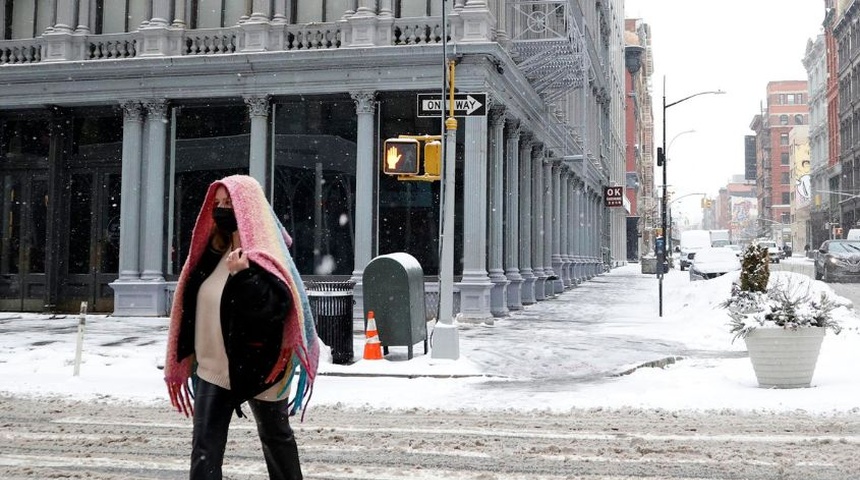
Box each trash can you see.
[304,281,354,365]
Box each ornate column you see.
[76,0,92,33]
[245,96,270,187]
[550,158,564,294]
[531,142,546,301]
[350,92,376,321]
[117,101,144,281]
[519,133,535,304]
[503,118,523,310]
[487,105,508,317]
[273,0,288,23]
[141,99,168,283]
[173,0,188,27]
[459,0,494,43]
[140,0,183,56]
[111,101,152,316]
[559,166,571,288]
[493,0,509,47]
[458,115,493,324]
[242,0,274,51]
[589,189,598,278]
[43,0,79,61]
[348,0,384,47]
[573,177,584,284]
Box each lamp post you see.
[658,78,725,316]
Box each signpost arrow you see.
[417,93,488,117]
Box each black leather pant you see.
[190,379,303,480]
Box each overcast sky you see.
[623,0,825,224]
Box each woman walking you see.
[164,174,318,479]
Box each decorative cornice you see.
[504,117,521,137]
[120,101,143,122]
[143,99,168,118]
[489,105,506,125]
[351,91,377,114]
[244,95,270,117]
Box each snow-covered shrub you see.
[721,247,841,342]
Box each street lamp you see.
[657,78,725,317]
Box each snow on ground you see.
[1,256,859,415]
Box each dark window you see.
[780,133,789,146]
[781,172,790,184]
[794,114,804,125]
[782,192,791,204]
[781,152,790,165]
[272,97,358,276]
[780,115,789,125]
[171,105,250,273]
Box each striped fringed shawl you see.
[163,174,319,418]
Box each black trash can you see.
[304,281,354,365]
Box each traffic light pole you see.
[431,59,460,359]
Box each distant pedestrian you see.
[164,174,318,480]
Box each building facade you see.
[623,18,654,262]
[0,1,627,318]
[804,31,836,249]
[749,80,809,243]
[833,0,860,231]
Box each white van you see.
[847,229,860,241]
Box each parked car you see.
[725,244,743,257]
[757,240,782,263]
[814,240,860,282]
[689,247,742,281]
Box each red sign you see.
[604,186,623,207]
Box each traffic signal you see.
[657,147,665,166]
[382,138,420,175]
[424,140,441,176]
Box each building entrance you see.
[59,168,120,312]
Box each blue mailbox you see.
[362,252,428,360]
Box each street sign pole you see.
[432,14,459,360]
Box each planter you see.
[743,327,826,388]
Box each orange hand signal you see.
[386,146,401,170]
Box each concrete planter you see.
[743,327,826,388]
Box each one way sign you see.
[417,93,488,117]
[604,186,624,207]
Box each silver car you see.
[689,247,742,281]
[814,240,860,282]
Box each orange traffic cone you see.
[363,311,383,360]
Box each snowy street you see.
[2,257,860,478]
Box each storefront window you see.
[272,97,356,276]
[377,92,463,276]
[171,105,249,274]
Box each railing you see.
[87,33,137,59]
[184,27,238,55]
[285,23,341,50]
[393,17,447,45]
[0,39,42,64]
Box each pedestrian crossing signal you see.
[383,139,420,175]
[424,140,441,177]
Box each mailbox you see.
[362,252,428,360]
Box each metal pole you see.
[432,60,460,360]
[73,301,88,376]
[659,77,667,317]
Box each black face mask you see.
[213,207,238,233]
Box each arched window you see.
[794,114,804,125]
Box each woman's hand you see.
[227,247,250,275]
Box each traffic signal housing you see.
[657,147,665,167]
[382,138,420,175]
[382,135,442,181]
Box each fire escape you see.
[510,1,605,181]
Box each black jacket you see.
[176,248,292,411]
